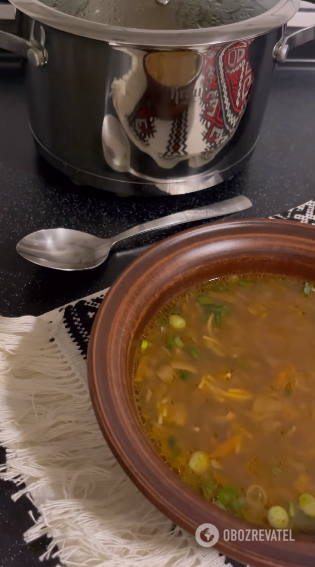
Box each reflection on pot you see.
[102,115,131,172]
[199,40,254,164]
[144,51,203,120]
[107,40,254,173]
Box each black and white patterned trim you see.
[270,199,315,224]
[63,295,105,359]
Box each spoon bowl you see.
[17,228,110,271]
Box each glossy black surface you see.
[0,62,314,566]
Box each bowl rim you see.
[88,218,315,567]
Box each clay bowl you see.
[88,219,315,567]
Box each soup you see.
[134,275,315,532]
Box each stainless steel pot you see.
[0,0,314,196]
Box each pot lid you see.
[10,0,298,45]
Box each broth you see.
[133,275,315,532]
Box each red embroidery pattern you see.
[128,97,156,145]
[200,41,254,158]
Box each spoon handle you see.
[110,195,252,246]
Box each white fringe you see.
[0,313,221,567]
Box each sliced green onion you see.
[304,282,312,295]
[174,336,184,349]
[268,505,289,528]
[218,485,239,507]
[167,435,177,448]
[187,347,199,360]
[284,383,292,396]
[289,502,295,518]
[167,335,175,350]
[141,340,148,352]
[169,314,186,329]
[167,435,181,458]
[179,370,190,381]
[189,451,210,474]
[215,312,222,327]
[230,496,245,513]
[299,493,315,517]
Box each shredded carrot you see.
[210,435,242,459]
[274,370,289,389]
[212,471,230,487]
[273,370,292,390]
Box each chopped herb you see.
[167,435,177,448]
[238,280,253,288]
[167,435,181,458]
[272,466,282,476]
[179,370,190,381]
[215,312,222,327]
[202,303,227,313]
[202,303,229,324]
[211,304,228,314]
[218,485,239,507]
[201,478,218,501]
[230,496,245,513]
[187,347,199,360]
[167,335,175,350]
[141,340,148,352]
[174,336,184,349]
[201,303,230,326]
[197,295,213,305]
[304,282,312,295]
[284,383,292,396]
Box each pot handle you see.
[0,30,47,67]
[273,25,315,62]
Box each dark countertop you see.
[0,62,314,566]
[1,63,315,318]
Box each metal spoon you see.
[16,195,252,271]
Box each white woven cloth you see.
[0,199,314,567]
